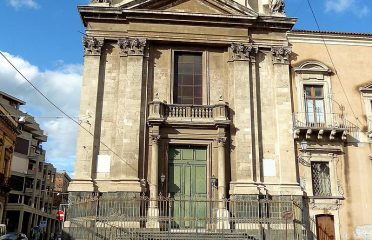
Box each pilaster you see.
[70,36,104,192]
[229,43,259,195]
[270,46,302,195]
[107,38,147,190]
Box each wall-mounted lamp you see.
[300,140,308,152]
[298,140,311,167]
[160,174,166,185]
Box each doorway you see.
[168,146,207,228]
[316,214,335,240]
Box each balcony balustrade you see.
[368,116,372,139]
[293,112,358,140]
[148,97,230,126]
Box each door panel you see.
[168,146,207,228]
[316,215,335,240]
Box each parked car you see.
[0,233,28,240]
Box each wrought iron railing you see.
[65,196,306,240]
[293,112,350,129]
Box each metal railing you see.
[293,112,350,129]
[65,196,306,240]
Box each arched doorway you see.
[316,214,335,240]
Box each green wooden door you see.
[168,147,207,229]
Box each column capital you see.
[83,37,104,56]
[118,38,147,56]
[230,43,258,61]
[217,137,227,146]
[151,134,160,144]
[271,46,292,64]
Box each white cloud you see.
[0,51,82,176]
[325,0,370,17]
[7,0,39,9]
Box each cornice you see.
[288,31,372,47]
[78,6,295,30]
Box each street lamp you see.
[298,140,311,166]
[300,140,308,152]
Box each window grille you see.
[311,162,332,196]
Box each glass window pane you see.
[304,86,312,98]
[182,75,193,85]
[315,100,325,123]
[174,52,203,104]
[314,86,324,97]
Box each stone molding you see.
[83,37,104,56]
[271,46,292,64]
[230,43,258,61]
[118,38,147,56]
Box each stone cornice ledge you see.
[288,31,372,47]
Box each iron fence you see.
[64,196,307,240]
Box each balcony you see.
[368,116,372,139]
[293,112,357,140]
[148,97,230,127]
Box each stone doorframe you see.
[147,125,229,200]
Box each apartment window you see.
[311,162,332,196]
[304,85,325,125]
[173,52,202,105]
[14,137,29,155]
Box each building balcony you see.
[148,97,230,127]
[368,116,372,139]
[293,112,357,140]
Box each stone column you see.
[146,134,160,229]
[229,43,258,195]
[217,136,227,202]
[271,46,301,195]
[70,36,104,192]
[216,135,230,230]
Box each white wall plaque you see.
[97,155,111,173]
[263,159,276,177]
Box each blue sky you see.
[0,0,371,176]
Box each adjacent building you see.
[68,0,372,239]
[0,95,18,223]
[53,171,71,210]
[0,92,58,236]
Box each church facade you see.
[68,0,372,239]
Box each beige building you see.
[68,0,372,239]
[0,92,58,237]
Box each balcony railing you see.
[293,112,358,140]
[148,98,230,126]
[65,196,305,240]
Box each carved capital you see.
[271,46,291,64]
[217,137,227,146]
[151,135,160,144]
[83,37,104,56]
[118,38,147,56]
[230,43,258,61]
[270,0,285,16]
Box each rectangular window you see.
[311,162,332,196]
[173,52,202,105]
[14,137,29,155]
[304,85,325,125]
